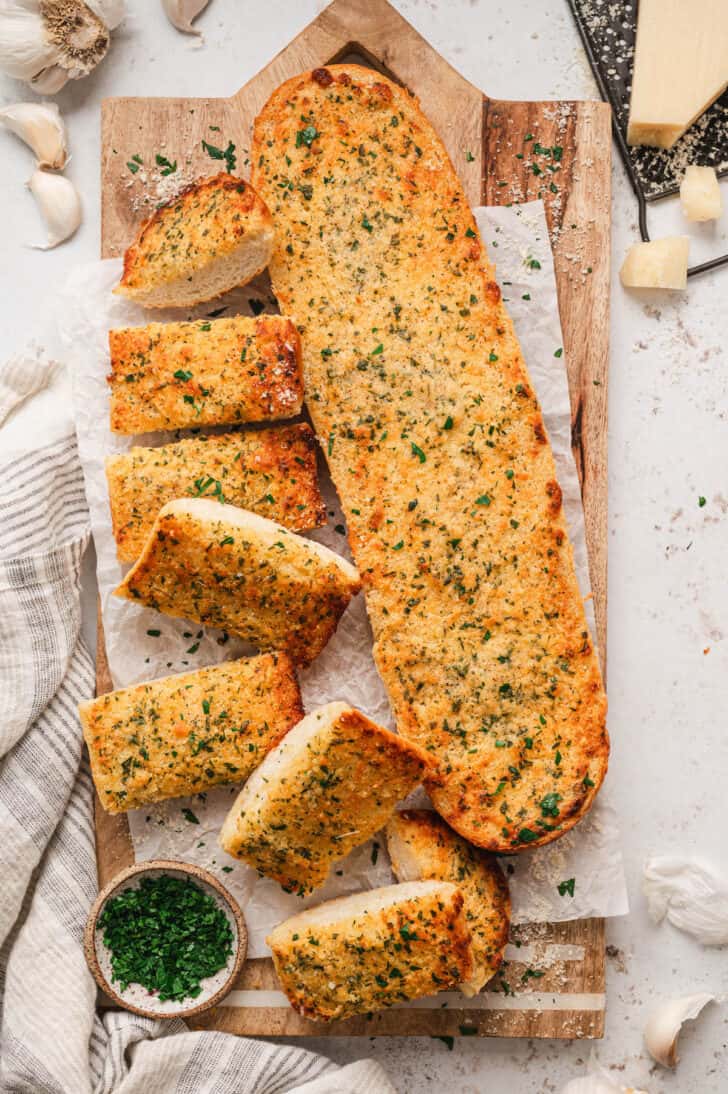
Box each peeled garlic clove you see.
[644,993,715,1068]
[0,103,68,170]
[27,168,82,249]
[162,0,210,35]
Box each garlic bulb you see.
[561,1060,648,1093]
[162,0,210,35]
[644,993,715,1068]
[644,856,728,946]
[0,0,125,94]
[27,168,81,249]
[0,102,67,169]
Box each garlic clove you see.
[0,102,68,170]
[86,0,126,30]
[162,0,210,35]
[30,64,70,94]
[27,168,82,250]
[644,993,715,1068]
[643,856,728,946]
[0,2,59,85]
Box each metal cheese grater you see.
[567,0,728,276]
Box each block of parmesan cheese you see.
[106,424,325,562]
[108,314,302,435]
[620,237,690,290]
[267,881,474,1021]
[627,0,728,149]
[220,702,429,892]
[79,654,302,814]
[680,166,723,222]
[114,499,361,666]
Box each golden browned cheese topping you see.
[267,881,473,1021]
[251,65,608,851]
[220,704,429,893]
[108,314,302,434]
[117,172,271,294]
[386,809,510,993]
[78,653,302,814]
[106,424,326,563]
[114,499,361,667]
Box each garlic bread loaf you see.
[106,424,325,562]
[220,702,429,892]
[115,173,273,308]
[267,881,474,1021]
[251,65,608,852]
[386,810,510,995]
[108,314,302,434]
[79,653,302,813]
[114,499,361,666]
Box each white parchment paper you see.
[61,201,627,959]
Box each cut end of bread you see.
[116,173,275,309]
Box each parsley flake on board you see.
[155,153,177,176]
[558,877,576,898]
[97,874,233,1002]
[201,139,236,172]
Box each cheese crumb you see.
[680,166,723,222]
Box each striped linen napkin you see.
[0,353,394,1094]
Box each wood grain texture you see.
[95,0,610,1039]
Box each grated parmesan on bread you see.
[219,701,430,893]
[106,424,325,563]
[267,880,474,1021]
[107,314,302,435]
[251,65,609,852]
[114,499,361,667]
[79,653,302,814]
[115,173,274,308]
[386,809,510,995]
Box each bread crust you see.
[79,653,302,813]
[114,499,361,667]
[106,424,326,562]
[267,881,474,1021]
[386,809,510,995]
[116,173,273,307]
[108,315,302,434]
[220,702,430,892]
[251,65,608,852]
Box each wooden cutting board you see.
[96,0,610,1039]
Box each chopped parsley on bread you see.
[79,654,302,813]
[108,314,302,435]
[114,499,361,667]
[115,173,273,308]
[106,424,325,563]
[220,702,430,892]
[251,65,609,852]
[386,809,510,995]
[267,881,474,1021]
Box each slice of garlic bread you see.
[114,499,361,666]
[79,653,302,814]
[220,702,429,892]
[108,314,302,435]
[386,810,510,995]
[267,881,474,1021]
[106,424,325,563]
[115,173,273,308]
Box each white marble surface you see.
[1,2,727,1090]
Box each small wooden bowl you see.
[84,859,247,1020]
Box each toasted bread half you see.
[386,810,510,995]
[251,65,609,852]
[220,701,429,892]
[107,314,302,435]
[106,424,325,563]
[114,499,361,666]
[115,174,273,308]
[267,880,474,1021]
[79,653,302,814]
